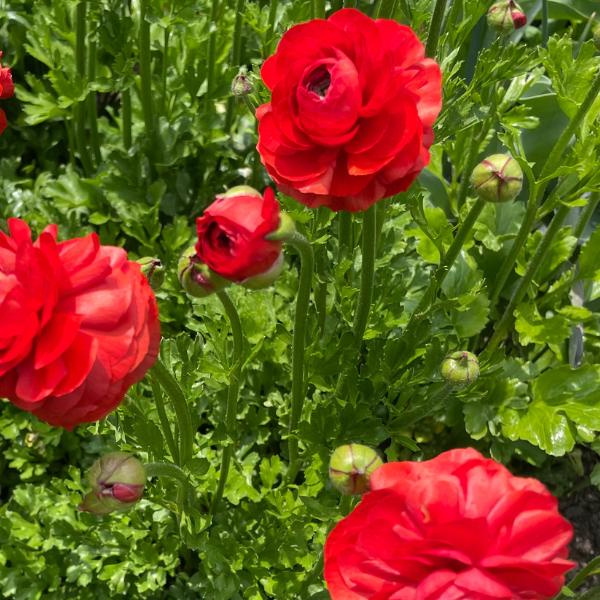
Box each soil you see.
[560,484,600,590]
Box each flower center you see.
[306,65,331,98]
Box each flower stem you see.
[150,379,180,465]
[338,210,353,251]
[285,232,315,484]
[145,461,194,512]
[484,204,571,356]
[315,0,326,18]
[205,0,220,112]
[401,196,487,352]
[489,67,600,306]
[375,0,396,19]
[335,205,377,396]
[541,0,549,49]
[150,359,194,467]
[425,0,447,59]
[343,0,357,9]
[122,88,132,150]
[86,26,101,167]
[211,290,245,514]
[266,0,278,56]
[162,27,171,115]
[573,192,600,240]
[224,0,245,132]
[139,0,154,141]
[75,1,93,177]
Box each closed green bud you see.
[441,351,480,386]
[471,154,523,203]
[487,0,527,35]
[232,73,254,97]
[178,246,229,298]
[329,444,383,495]
[137,257,165,291]
[78,452,146,515]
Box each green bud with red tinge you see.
[471,154,523,203]
[137,257,165,291]
[178,246,230,298]
[329,444,383,495]
[487,0,527,35]
[241,251,285,290]
[441,351,480,386]
[78,452,146,515]
[232,73,254,97]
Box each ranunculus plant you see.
[4,0,600,599]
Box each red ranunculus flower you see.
[195,186,283,283]
[0,219,160,429]
[256,9,442,213]
[0,52,14,100]
[325,448,575,600]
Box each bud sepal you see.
[487,0,527,35]
[137,257,165,291]
[178,246,230,298]
[471,154,523,203]
[329,444,383,496]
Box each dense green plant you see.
[3,0,600,598]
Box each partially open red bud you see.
[471,154,523,203]
[79,452,146,515]
[329,444,383,495]
[178,246,230,298]
[441,351,480,386]
[137,257,165,291]
[487,1,527,35]
[241,252,284,290]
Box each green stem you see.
[75,1,93,176]
[391,384,453,431]
[224,0,245,132]
[162,27,171,115]
[344,0,357,9]
[87,33,101,167]
[315,250,328,335]
[285,232,315,484]
[150,379,180,465]
[139,0,154,140]
[401,197,487,351]
[144,461,193,513]
[150,359,194,467]
[484,204,571,355]
[65,117,76,166]
[573,192,600,240]
[541,0,549,49]
[241,94,257,118]
[425,0,447,59]
[456,129,480,212]
[211,291,245,514]
[205,0,220,111]
[338,211,353,252]
[310,0,316,19]
[331,0,343,12]
[315,0,326,18]
[489,68,600,306]
[122,88,132,150]
[375,0,396,18]
[266,0,278,56]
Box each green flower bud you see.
[241,252,284,290]
[441,351,480,386]
[329,444,383,495]
[79,452,146,515]
[232,73,254,97]
[216,185,262,199]
[487,0,527,35]
[137,257,165,291]
[471,154,523,203]
[178,246,229,298]
[265,212,296,242]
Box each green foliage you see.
[3,0,600,598]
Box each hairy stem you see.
[150,379,180,465]
[75,1,93,176]
[224,0,245,132]
[425,0,447,58]
[122,88,132,150]
[211,291,245,513]
[205,0,220,111]
[286,232,315,484]
[139,0,154,140]
[86,30,101,167]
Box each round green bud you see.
[216,185,262,200]
[241,252,284,290]
[79,452,146,515]
[136,257,165,291]
[487,0,527,35]
[329,444,383,495]
[178,246,229,298]
[441,351,480,386]
[232,73,254,97]
[471,154,523,203]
